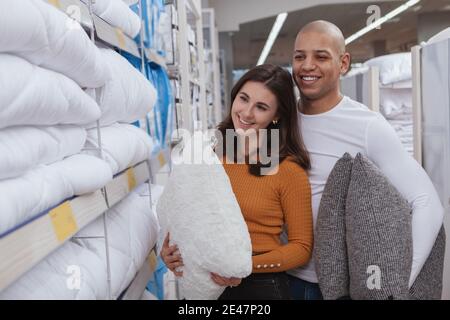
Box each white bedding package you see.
[156,146,252,300]
[0,0,110,88]
[83,123,153,175]
[74,183,163,298]
[0,125,87,180]
[90,49,157,127]
[81,0,141,38]
[365,52,411,86]
[0,240,108,300]
[0,154,112,235]
[0,54,101,128]
[427,27,450,45]
[380,87,412,119]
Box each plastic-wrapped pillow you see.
[315,153,353,300]
[365,53,411,85]
[156,145,252,300]
[427,27,450,45]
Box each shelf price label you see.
[50,202,78,243]
[127,168,137,191]
[114,28,126,49]
[158,152,166,167]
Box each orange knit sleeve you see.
[252,161,313,273]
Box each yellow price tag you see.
[48,0,62,9]
[148,250,157,273]
[50,202,78,243]
[115,28,126,49]
[158,152,166,167]
[127,168,137,191]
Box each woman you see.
[161,64,313,300]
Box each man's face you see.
[292,31,348,101]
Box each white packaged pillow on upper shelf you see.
[365,52,412,85]
[0,0,110,88]
[427,27,450,45]
[83,123,153,175]
[90,49,157,127]
[0,54,101,128]
[81,0,141,38]
[0,125,87,180]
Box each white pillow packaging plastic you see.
[156,144,252,300]
[364,52,411,85]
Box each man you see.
[288,20,444,300]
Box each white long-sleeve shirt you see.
[288,95,444,287]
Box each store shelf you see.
[105,161,150,208]
[150,148,171,175]
[145,48,167,70]
[0,161,150,292]
[0,190,107,292]
[93,15,140,58]
[45,0,94,30]
[121,248,158,300]
[45,0,140,58]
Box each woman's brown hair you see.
[217,64,310,176]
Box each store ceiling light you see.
[345,0,421,45]
[256,12,288,66]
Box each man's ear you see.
[341,52,351,75]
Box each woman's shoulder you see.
[276,156,309,180]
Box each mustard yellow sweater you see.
[222,158,313,273]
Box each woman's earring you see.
[272,119,278,125]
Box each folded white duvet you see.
[0,0,110,88]
[0,125,86,180]
[0,154,112,235]
[83,123,153,175]
[90,49,157,127]
[0,54,101,128]
[74,183,162,298]
[81,0,141,38]
[380,87,412,119]
[0,240,107,300]
[156,146,252,300]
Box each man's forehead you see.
[294,31,343,53]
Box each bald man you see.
[287,20,444,299]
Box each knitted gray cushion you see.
[346,153,412,300]
[315,153,353,300]
[409,225,446,300]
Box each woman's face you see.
[231,81,279,133]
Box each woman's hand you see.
[160,233,184,277]
[210,272,242,287]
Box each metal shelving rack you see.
[0,0,168,299]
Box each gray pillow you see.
[346,153,412,300]
[315,153,353,300]
[409,225,446,300]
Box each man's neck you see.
[300,91,344,115]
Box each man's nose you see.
[301,56,316,71]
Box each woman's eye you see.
[257,105,267,111]
[240,96,248,102]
